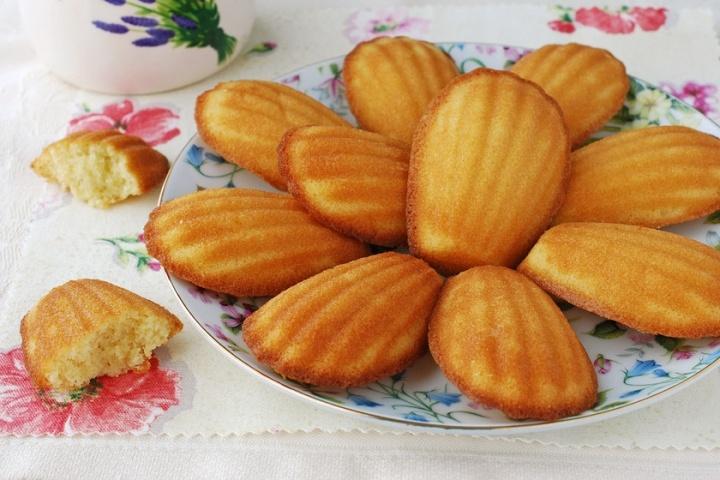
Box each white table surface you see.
[2,1,720,478]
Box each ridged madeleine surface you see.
[343,36,459,143]
[21,279,182,391]
[511,43,629,146]
[196,81,350,190]
[243,252,443,387]
[144,188,369,297]
[408,69,569,273]
[279,126,410,246]
[518,223,720,338]
[429,266,596,420]
[554,126,720,227]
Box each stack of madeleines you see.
[144,37,720,421]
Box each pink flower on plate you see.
[0,347,180,435]
[630,7,668,32]
[593,354,613,375]
[68,99,180,146]
[575,7,635,34]
[661,81,718,117]
[628,331,655,346]
[343,8,430,43]
[672,349,694,360]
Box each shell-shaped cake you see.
[31,130,168,208]
[21,279,183,391]
[343,36,460,143]
[554,126,720,227]
[144,188,370,297]
[195,81,350,190]
[407,69,569,273]
[279,126,410,246]
[511,43,629,147]
[243,252,444,387]
[429,266,597,420]
[518,223,720,338]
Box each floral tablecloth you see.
[2,2,720,477]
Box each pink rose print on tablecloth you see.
[549,6,667,35]
[343,7,430,43]
[68,99,180,146]
[0,347,180,435]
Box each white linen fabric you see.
[2,0,720,477]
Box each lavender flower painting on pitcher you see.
[94,0,237,63]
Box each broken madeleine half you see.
[31,130,169,208]
[21,279,182,392]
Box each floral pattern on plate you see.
[160,43,720,432]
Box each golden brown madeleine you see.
[31,130,168,208]
[408,69,569,273]
[279,126,410,246]
[195,81,350,190]
[21,279,182,391]
[518,223,720,338]
[144,188,369,297]
[243,252,443,387]
[511,43,629,147]
[429,266,596,420]
[554,126,720,227]
[343,36,460,143]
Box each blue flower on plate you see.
[427,391,461,406]
[627,359,660,377]
[403,412,428,422]
[620,389,643,399]
[348,395,381,407]
[186,145,204,168]
[653,368,669,377]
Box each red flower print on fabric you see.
[549,6,667,35]
[68,99,180,146]
[0,347,180,435]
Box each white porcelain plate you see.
[160,42,720,434]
